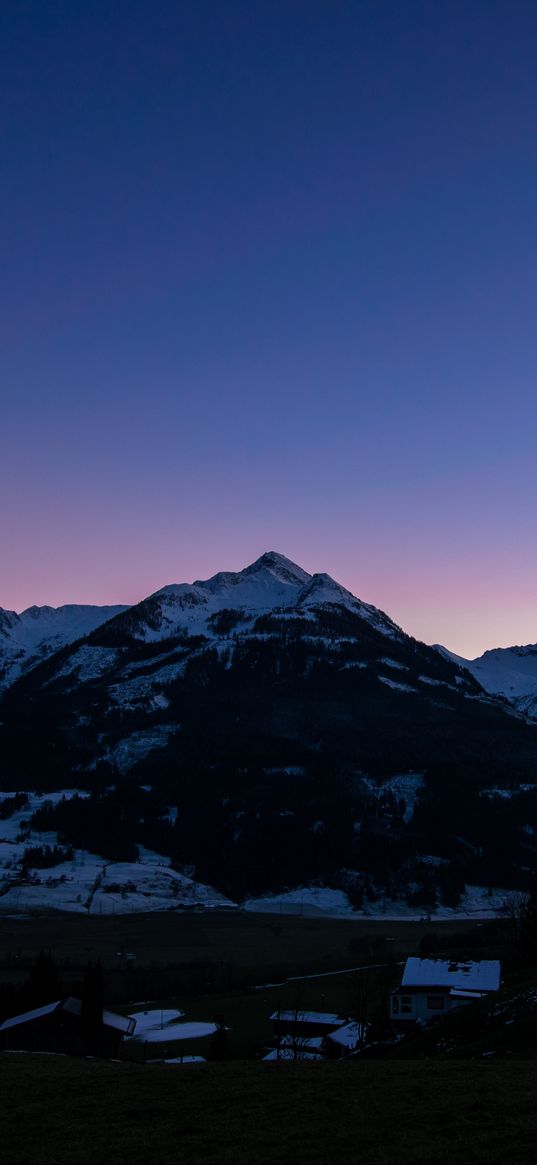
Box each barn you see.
[0,996,135,1057]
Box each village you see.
[0,955,502,1064]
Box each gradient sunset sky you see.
[2,1,537,657]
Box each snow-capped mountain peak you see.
[109,552,402,645]
[1,552,404,688]
[241,551,312,587]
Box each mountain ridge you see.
[437,641,537,719]
[2,550,537,908]
[0,601,128,690]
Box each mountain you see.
[437,643,537,720]
[0,602,128,690]
[2,551,537,908]
[93,550,400,645]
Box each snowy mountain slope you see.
[101,551,401,645]
[0,790,234,915]
[0,550,487,777]
[4,551,537,909]
[0,602,127,690]
[437,642,537,719]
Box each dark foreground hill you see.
[2,552,537,902]
[2,1054,537,1165]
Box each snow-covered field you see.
[244,886,353,917]
[0,790,235,915]
[244,882,518,921]
[0,789,524,921]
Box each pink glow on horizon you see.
[4,4,537,664]
[3,522,537,659]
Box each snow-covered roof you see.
[326,1021,365,1049]
[61,997,135,1034]
[401,958,500,992]
[0,1001,60,1031]
[270,1010,342,1026]
[102,1008,136,1034]
[0,998,135,1037]
[279,1035,324,1050]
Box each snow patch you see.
[104,726,177,773]
[378,675,417,693]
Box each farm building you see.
[324,1020,365,1058]
[266,1012,367,1060]
[390,957,501,1026]
[0,996,135,1057]
[270,1009,344,1039]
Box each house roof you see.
[0,997,135,1036]
[61,997,135,1035]
[103,1008,136,1035]
[0,1001,60,1032]
[279,1035,324,1050]
[326,1020,365,1049]
[401,958,500,992]
[270,1010,343,1026]
[449,989,484,999]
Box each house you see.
[390,957,501,1026]
[0,996,135,1057]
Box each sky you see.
[2,0,537,657]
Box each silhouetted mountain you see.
[2,553,537,902]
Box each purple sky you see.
[2,1,537,657]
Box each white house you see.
[390,957,501,1025]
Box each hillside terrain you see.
[2,1055,537,1165]
[439,643,537,720]
[2,553,537,910]
[0,602,127,690]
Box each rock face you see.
[2,552,537,906]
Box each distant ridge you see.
[436,640,537,720]
[0,602,128,690]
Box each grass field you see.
[0,908,482,979]
[123,961,400,1060]
[2,1054,537,1164]
[0,911,494,1058]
